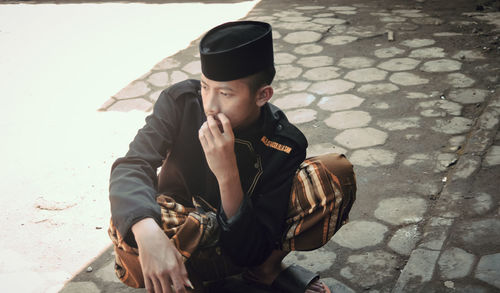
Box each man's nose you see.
[205,91,220,114]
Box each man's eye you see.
[220,91,229,96]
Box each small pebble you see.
[442,177,447,183]
[86,266,93,272]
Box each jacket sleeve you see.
[217,145,306,266]
[109,90,181,247]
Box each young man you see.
[109,21,356,293]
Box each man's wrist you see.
[131,218,164,244]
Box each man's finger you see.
[207,115,223,137]
[158,275,173,293]
[199,122,214,148]
[217,113,233,137]
[170,274,187,293]
[144,276,154,293]
[151,277,164,293]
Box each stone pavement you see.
[66,0,500,292]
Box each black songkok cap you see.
[199,21,274,81]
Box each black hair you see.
[245,66,276,96]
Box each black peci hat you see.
[199,21,274,81]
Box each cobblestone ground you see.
[66,0,500,292]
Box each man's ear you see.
[256,85,273,107]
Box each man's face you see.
[200,74,261,131]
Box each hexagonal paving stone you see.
[438,247,475,279]
[149,89,162,102]
[285,109,317,124]
[372,102,390,109]
[452,50,485,60]
[421,59,462,72]
[357,83,399,95]
[182,60,201,75]
[446,73,475,88]
[280,16,312,22]
[475,253,500,289]
[377,58,420,71]
[345,25,379,37]
[296,5,325,10]
[325,111,372,129]
[329,5,356,11]
[434,32,463,37]
[275,65,303,80]
[153,57,180,70]
[385,22,419,31]
[114,81,150,99]
[338,57,376,69]
[297,56,334,68]
[283,31,322,44]
[318,94,365,111]
[275,52,297,64]
[335,127,388,149]
[403,154,432,166]
[400,12,428,18]
[303,66,341,80]
[374,46,406,58]
[406,92,430,99]
[380,16,407,22]
[273,92,316,110]
[273,80,311,93]
[107,98,152,112]
[432,117,473,134]
[313,18,347,25]
[307,143,347,158]
[274,11,302,17]
[345,68,388,83]
[485,146,500,166]
[377,117,420,130]
[388,225,421,255]
[418,100,462,117]
[314,13,335,17]
[274,22,328,32]
[329,24,348,34]
[309,79,355,95]
[448,88,489,104]
[412,17,444,25]
[324,35,358,46]
[349,148,396,167]
[389,72,429,86]
[283,248,336,273]
[147,72,169,87]
[467,192,493,216]
[409,47,446,58]
[294,44,324,55]
[458,219,500,252]
[340,250,399,287]
[400,38,436,48]
[375,197,427,225]
[333,220,388,249]
[167,71,187,86]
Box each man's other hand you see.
[132,218,193,293]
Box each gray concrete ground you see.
[15,0,500,292]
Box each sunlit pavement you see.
[2,0,500,292]
[0,2,259,292]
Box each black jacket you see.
[109,79,307,266]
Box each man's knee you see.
[310,153,356,189]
